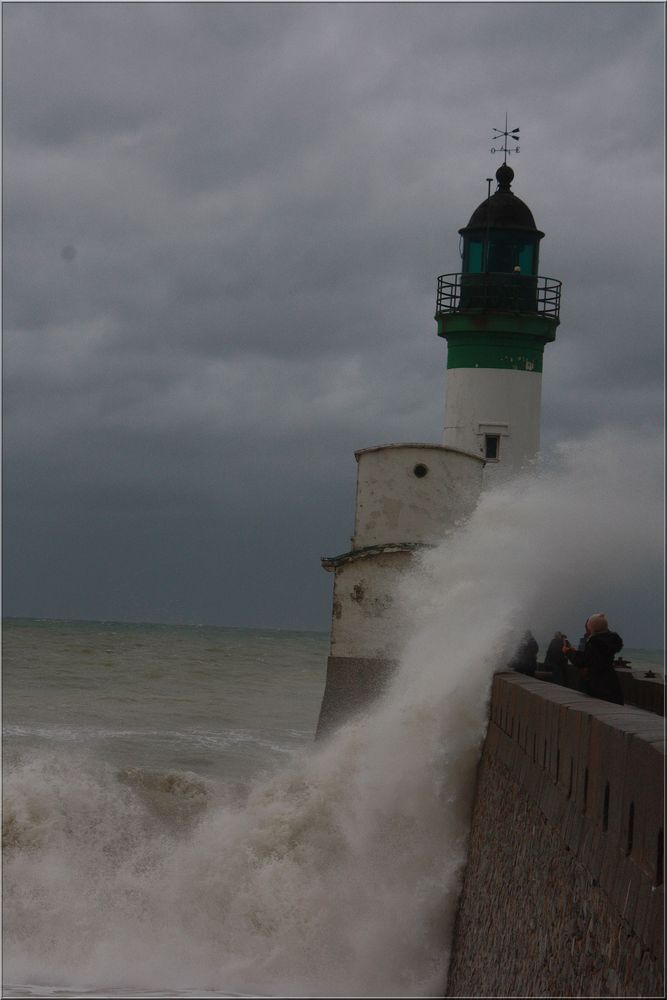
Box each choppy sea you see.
[2,618,329,999]
[2,616,663,999]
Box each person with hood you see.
[562,613,624,704]
[544,631,568,685]
[509,630,539,676]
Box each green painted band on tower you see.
[446,338,544,371]
[436,312,558,371]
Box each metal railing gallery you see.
[436,272,562,320]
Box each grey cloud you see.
[3,2,664,636]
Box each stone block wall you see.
[615,669,665,717]
[446,673,664,997]
[534,669,664,717]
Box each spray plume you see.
[3,429,663,997]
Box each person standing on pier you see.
[562,613,624,705]
[509,630,539,676]
[544,631,568,685]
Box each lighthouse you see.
[316,137,561,737]
[437,162,561,474]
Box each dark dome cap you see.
[496,163,514,191]
[459,165,543,236]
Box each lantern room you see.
[435,162,561,323]
[459,163,543,276]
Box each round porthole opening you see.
[413,463,429,478]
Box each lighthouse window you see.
[487,239,513,273]
[518,243,536,274]
[464,239,484,274]
[413,463,429,478]
[486,234,537,275]
[484,435,500,461]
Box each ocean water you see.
[2,430,664,999]
[2,620,329,999]
[608,646,665,677]
[3,619,328,784]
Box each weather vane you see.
[490,113,520,163]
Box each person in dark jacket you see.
[509,630,539,676]
[563,613,624,704]
[544,631,568,685]
[563,621,592,689]
[576,624,588,652]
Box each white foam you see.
[4,724,294,755]
[2,987,249,999]
[4,429,663,996]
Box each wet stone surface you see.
[446,748,664,998]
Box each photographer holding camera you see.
[562,613,624,705]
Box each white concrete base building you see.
[325,443,484,660]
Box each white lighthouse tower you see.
[438,160,561,474]
[316,142,561,737]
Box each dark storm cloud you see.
[3,3,664,639]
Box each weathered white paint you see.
[325,445,483,657]
[443,367,543,475]
[329,551,414,659]
[353,444,484,548]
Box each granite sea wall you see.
[446,673,664,998]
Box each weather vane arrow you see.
[490,113,520,163]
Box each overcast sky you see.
[3,2,664,641]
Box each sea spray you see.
[3,430,663,997]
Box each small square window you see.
[485,435,500,460]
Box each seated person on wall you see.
[543,631,568,685]
[562,613,624,705]
[509,630,539,676]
